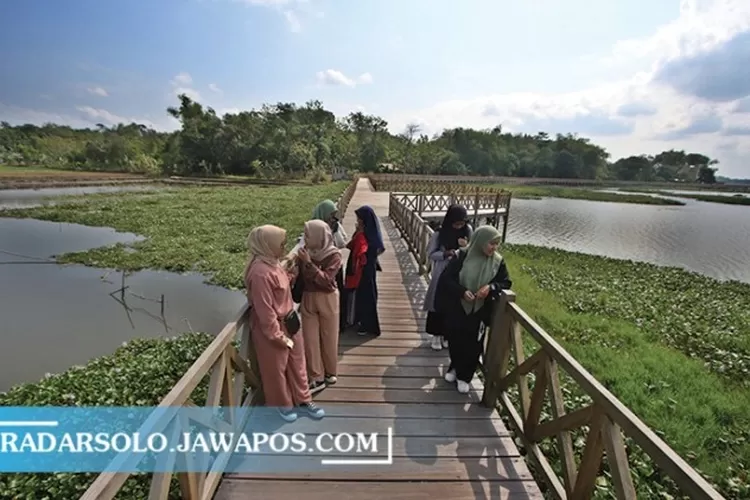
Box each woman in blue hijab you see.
[344,205,384,336]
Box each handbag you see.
[282,308,301,336]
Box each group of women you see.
[423,204,513,394]
[243,200,384,422]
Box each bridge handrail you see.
[388,192,724,500]
[80,305,260,500]
[369,173,750,191]
[79,177,360,500]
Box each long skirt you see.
[445,312,483,383]
[335,268,348,329]
[354,271,381,336]
[425,311,445,336]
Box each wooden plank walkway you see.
[216,178,542,499]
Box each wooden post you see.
[473,186,480,227]
[492,192,501,229]
[481,290,516,408]
[501,195,511,243]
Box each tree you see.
[697,166,717,184]
[0,95,723,182]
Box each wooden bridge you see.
[81,177,725,500]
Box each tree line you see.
[0,94,719,183]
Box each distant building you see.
[331,166,348,180]
[378,163,401,173]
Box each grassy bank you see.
[489,184,685,206]
[0,334,215,499]
[502,244,750,498]
[0,165,58,174]
[4,182,348,288]
[653,191,750,205]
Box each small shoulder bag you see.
[282,308,301,336]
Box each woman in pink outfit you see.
[297,219,343,394]
[243,224,325,422]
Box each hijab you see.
[304,219,340,262]
[438,204,470,251]
[312,200,338,223]
[458,225,503,315]
[243,224,286,280]
[355,205,385,254]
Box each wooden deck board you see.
[249,416,509,435]
[241,436,520,457]
[338,345,445,357]
[302,403,504,420]
[226,456,534,480]
[217,480,543,499]
[214,178,541,499]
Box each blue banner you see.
[0,406,394,473]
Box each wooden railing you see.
[80,305,261,500]
[369,173,750,191]
[337,175,358,220]
[390,191,511,239]
[388,193,724,500]
[79,177,359,500]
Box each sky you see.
[1,0,749,178]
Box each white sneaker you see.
[431,336,442,350]
[442,337,449,348]
[444,369,456,383]
[457,380,470,394]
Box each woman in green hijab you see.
[435,225,512,394]
[312,200,348,249]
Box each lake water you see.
[505,195,750,284]
[0,217,246,392]
[0,185,164,210]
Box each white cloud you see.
[602,0,750,70]
[234,0,319,32]
[76,106,127,124]
[86,87,108,97]
[383,0,750,177]
[75,106,163,128]
[315,69,373,88]
[208,83,222,94]
[283,10,301,32]
[172,72,193,86]
[357,72,373,85]
[169,72,201,101]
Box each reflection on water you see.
[0,218,245,392]
[506,197,750,284]
[0,184,163,210]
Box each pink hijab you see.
[243,225,287,284]
[304,220,340,263]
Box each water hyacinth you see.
[0,333,215,499]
